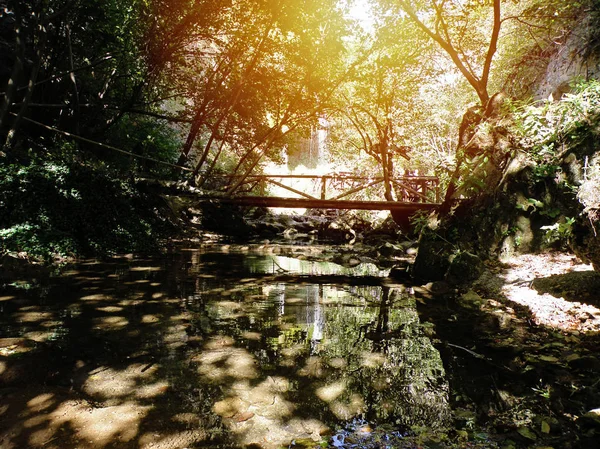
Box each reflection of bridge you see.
[197,174,441,214]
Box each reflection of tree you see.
[176,254,453,446]
[202,279,450,430]
[325,286,451,429]
[371,286,391,354]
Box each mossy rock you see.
[413,237,454,282]
[446,251,484,285]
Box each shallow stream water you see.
[0,242,499,449]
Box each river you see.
[0,241,549,449]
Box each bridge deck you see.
[167,174,441,216]
[196,196,439,212]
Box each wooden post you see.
[321,176,327,200]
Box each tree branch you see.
[1,53,117,96]
[396,0,492,105]
[481,0,501,96]
[66,24,80,135]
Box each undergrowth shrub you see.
[514,79,600,229]
[514,79,600,163]
[0,159,177,261]
[103,115,182,179]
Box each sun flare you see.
[346,0,375,31]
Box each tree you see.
[0,0,157,155]
[157,0,353,188]
[334,54,419,200]
[326,8,436,201]
[370,0,586,206]
[381,0,501,107]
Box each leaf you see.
[527,198,544,208]
[565,353,581,363]
[541,420,551,434]
[517,427,537,440]
[539,355,559,363]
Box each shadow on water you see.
[2,244,599,448]
[0,245,449,449]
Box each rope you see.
[10,112,194,172]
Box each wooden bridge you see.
[194,173,441,215]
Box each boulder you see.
[321,220,356,243]
[377,242,404,258]
[457,290,484,309]
[0,253,49,279]
[446,251,484,285]
[412,237,454,282]
[424,281,452,296]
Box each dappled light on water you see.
[0,245,450,448]
[194,250,449,445]
[184,264,450,447]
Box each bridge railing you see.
[215,174,440,204]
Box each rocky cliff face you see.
[535,12,600,101]
[532,11,600,270]
[414,121,600,282]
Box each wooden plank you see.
[264,179,319,200]
[220,175,439,202]
[392,179,429,202]
[195,196,438,212]
[330,179,383,201]
[217,174,438,182]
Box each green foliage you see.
[501,226,519,239]
[514,80,600,223]
[457,166,487,196]
[514,79,600,162]
[409,210,437,236]
[0,158,176,261]
[532,164,561,180]
[516,198,562,218]
[540,217,576,248]
[104,115,181,178]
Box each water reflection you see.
[0,246,449,449]
[182,245,390,277]
[181,247,451,446]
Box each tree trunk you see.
[0,4,25,151]
[380,143,394,201]
[3,5,48,152]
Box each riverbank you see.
[417,251,600,449]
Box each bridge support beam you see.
[195,196,437,214]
